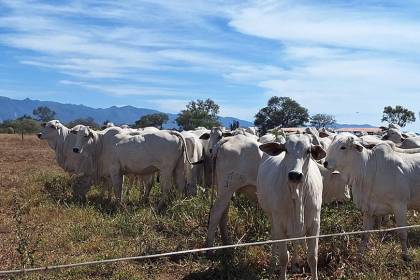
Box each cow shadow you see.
[182,258,262,280]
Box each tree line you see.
[0,99,417,137]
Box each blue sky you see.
[1,0,420,130]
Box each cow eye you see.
[340,146,346,150]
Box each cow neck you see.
[54,126,70,169]
[282,153,312,237]
[347,149,372,211]
[87,131,103,183]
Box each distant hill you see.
[0,96,378,130]
[0,96,253,128]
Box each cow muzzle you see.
[73,148,80,153]
[288,171,303,182]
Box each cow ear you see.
[311,145,326,161]
[259,142,286,156]
[352,142,364,152]
[401,133,408,139]
[222,132,233,137]
[199,133,210,140]
[319,131,329,138]
[360,142,376,149]
[88,128,94,138]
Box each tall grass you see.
[2,170,419,279]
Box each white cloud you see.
[59,80,186,96]
[2,0,420,130]
[147,98,189,114]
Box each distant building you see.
[336,127,381,136]
[274,126,382,136]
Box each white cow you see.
[205,134,262,247]
[199,127,234,187]
[257,134,326,280]
[324,133,420,261]
[37,120,91,200]
[259,133,286,144]
[245,126,258,136]
[181,131,205,194]
[231,128,259,141]
[72,126,200,210]
[382,128,420,148]
[317,164,350,204]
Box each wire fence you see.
[1,224,419,276]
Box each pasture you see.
[0,134,420,279]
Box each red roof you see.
[336,127,381,133]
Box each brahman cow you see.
[257,134,326,280]
[181,130,205,195]
[37,120,91,200]
[72,126,200,210]
[324,133,420,261]
[382,128,420,148]
[205,134,262,247]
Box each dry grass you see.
[0,134,419,279]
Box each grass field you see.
[1,134,420,279]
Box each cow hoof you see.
[157,202,167,213]
[402,254,412,262]
[205,250,215,259]
[291,262,300,274]
[140,197,149,205]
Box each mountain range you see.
[0,96,376,129]
[0,96,253,128]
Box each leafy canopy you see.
[176,99,221,130]
[382,105,415,127]
[254,96,309,134]
[310,113,336,129]
[33,106,56,122]
[134,113,168,129]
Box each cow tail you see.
[170,131,203,165]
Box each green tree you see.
[134,113,169,129]
[5,115,41,140]
[230,120,240,131]
[33,106,56,122]
[382,105,416,127]
[176,99,221,130]
[310,113,336,129]
[67,117,99,130]
[254,97,309,134]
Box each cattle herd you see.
[36,120,420,280]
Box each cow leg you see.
[306,224,320,280]
[157,170,172,212]
[205,190,233,247]
[72,175,91,203]
[394,206,410,261]
[271,216,288,280]
[360,213,374,253]
[141,175,154,203]
[110,170,125,203]
[290,243,301,274]
[188,165,198,196]
[219,203,231,245]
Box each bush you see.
[7,127,15,134]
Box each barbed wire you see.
[1,224,419,276]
